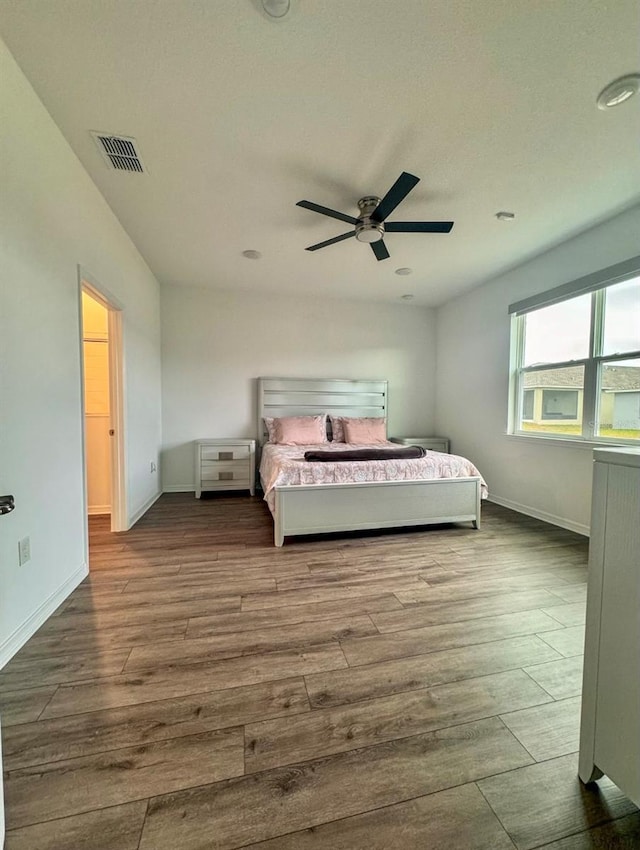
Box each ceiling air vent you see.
[91,132,145,173]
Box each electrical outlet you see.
[150,461,157,473]
[18,536,31,566]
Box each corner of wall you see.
[0,563,88,670]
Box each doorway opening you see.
[82,291,111,518]
[79,273,126,542]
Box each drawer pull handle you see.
[218,451,234,460]
[219,471,234,481]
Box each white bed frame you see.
[258,377,481,546]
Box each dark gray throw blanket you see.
[304,446,426,462]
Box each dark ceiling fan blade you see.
[371,239,390,261]
[371,172,420,223]
[385,221,454,233]
[305,231,356,251]
[297,200,358,226]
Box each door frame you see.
[78,266,127,540]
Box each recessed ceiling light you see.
[495,211,516,221]
[262,0,290,19]
[395,267,412,275]
[401,294,414,301]
[242,250,262,260]
[597,74,640,110]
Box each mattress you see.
[260,441,488,512]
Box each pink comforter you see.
[260,441,488,510]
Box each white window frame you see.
[522,389,535,422]
[508,256,640,445]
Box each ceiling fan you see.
[296,172,454,261]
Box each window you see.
[522,390,534,421]
[541,389,579,420]
[509,258,640,442]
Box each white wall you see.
[436,203,640,535]
[0,37,162,667]
[161,286,436,490]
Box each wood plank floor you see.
[1,494,639,849]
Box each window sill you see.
[505,433,640,451]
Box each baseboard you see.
[487,495,590,537]
[127,490,162,529]
[163,486,264,495]
[0,563,88,669]
[88,505,110,515]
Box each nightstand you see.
[390,436,450,453]
[195,439,256,498]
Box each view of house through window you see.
[511,273,640,442]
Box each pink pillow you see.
[328,415,345,443]
[264,415,327,443]
[271,415,328,445]
[343,417,387,444]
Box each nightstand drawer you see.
[390,437,450,453]
[200,444,251,462]
[201,460,249,482]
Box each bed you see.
[257,377,487,547]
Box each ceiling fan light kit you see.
[296,171,454,261]
[355,197,384,243]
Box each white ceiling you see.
[1,0,639,306]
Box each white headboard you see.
[257,377,388,446]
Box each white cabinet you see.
[579,447,640,805]
[194,439,255,498]
[390,436,450,453]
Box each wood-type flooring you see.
[1,494,638,849]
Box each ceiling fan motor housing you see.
[356,196,384,243]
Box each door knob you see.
[0,495,15,515]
